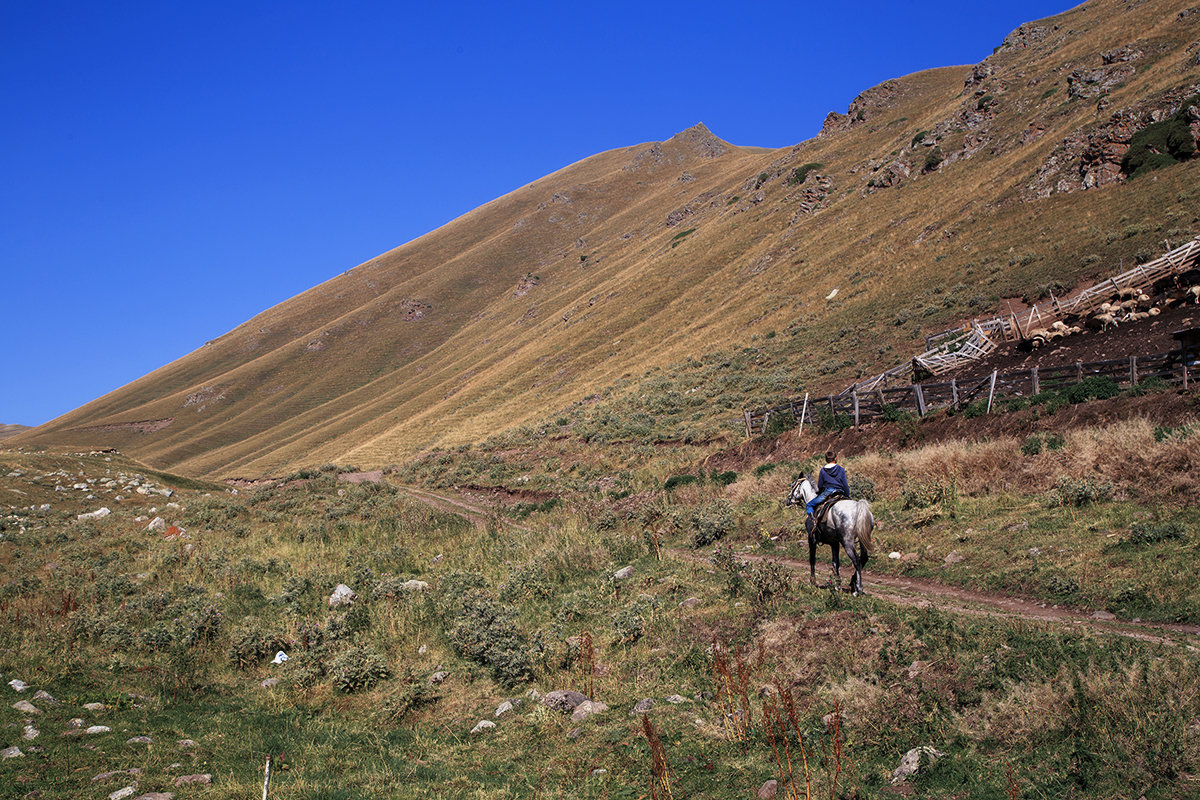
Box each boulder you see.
[630,698,655,716]
[470,720,496,734]
[612,566,634,581]
[32,690,58,705]
[400,580,429,592]
[77,507,112,521]
[173,774,212,786]
[679,597,701,609]
[109,787,137,800]
[543,690,589,713]
[0,746,23,758]
[757,779,779,799]
[329,584,357,607]
[86,725,112,734]
[146,517,166,533]
[891,746,946,784]
[495,700,514,717]
[12,700,40,714]
[570,700,608,723]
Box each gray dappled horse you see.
[785,475,874,595]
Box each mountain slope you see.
[17,0,1200,477]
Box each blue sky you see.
[1,0,1075,427]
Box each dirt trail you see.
[395,484,1200,649]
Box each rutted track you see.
[394,483,1200,650]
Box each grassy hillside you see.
[15,0,1200,479]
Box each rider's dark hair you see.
[825,450,837,462]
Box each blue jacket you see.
[817,463,849,496]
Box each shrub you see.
[902,476,956,510]
[787,162,824,185]
[746,560,791,605]
[848,474,877,501]
[911,130,929,146]
[711,548,744,597]
[664,474,699,491]
[1046,574,1079,597]
[1021,435,1044,456]
[710,470,738,486]
[330,645,391,693]
[1121,96,1198,178]
[763,411,798,438]
[681,501,736,548]
[499,562,554,601]
[442,589,532,687]
[228,620,288,669]
[612,603,646,645]
[924,147,944,172]
[1063,376,1119,404]
[1125,520,1186,546]
[1046,476,1113,507]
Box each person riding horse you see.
[806,450,848,523]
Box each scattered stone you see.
[31,690,58,705]
[495,700,514,717]
[68,718,86,728]
[758,779,780,799]
[83,702,107,711]
[1,746,23,758]
[592,768,608,776]
[428,671,449,686]
[944,551,964,564]
[888,551,902,560]
[127,736,154,744]
[13,700,40,714]
[271,651,289,665]
[417,644,428,655]
[22,725,38,740]
[77,507,111,521]
[109,787,137,800]
[8,678,29,692]
[470,720,496,734]
[612,565,634,581]
[146,517,166,533]
[400,579,429,592]
[891,746,946,784]
[907,661,930,679]
[86,725,112,734]
[526,688,542,702]
[630,698,655,715]
[543,690,589,713]
[177,739,196,748]
[131,793,174,800]
[261,678,280,689]
[679,597,701,609]
[329,584,357,607]
[665,695,689,704]
[571,700,608,723]
[173,774,212,786]
[1091,610,1117,621]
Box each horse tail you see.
[854,499,874,563]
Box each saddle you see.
[810,491,847,531]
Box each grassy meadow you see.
[3,406,1199,798]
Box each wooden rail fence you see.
[743,348,1195,437]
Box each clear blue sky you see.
[1,0,1075,427]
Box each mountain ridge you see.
[15,0,1200,477]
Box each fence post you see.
[744,410,753,439]
[852,391,860,427]
[914,384,927,417]
[797,393,809,439]
[1031,366,1039,396]
[263,755,272,800]
[1185,356,1190,391]
[986,370,998,414]
[1129,355,1137,387]
[1076,361,1084,382]
[951,378,959,409]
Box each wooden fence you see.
[743,348,1195,437]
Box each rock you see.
[8,678,29,692]
[146,517,166,533]
[177,739,196,748]
[571,700,608,723]
[907,660,930,679]
[131,794,174,800]
[22,725,38,740]
[758,779,780,799]
[127,736,154,744]
[888,551,901,559]
[83,702,106,711]
[592,768,608,776]
[329,584,357,607]
[13,700,40,714]
[77,507,112,521]
[109,787,137,800]
[400,580,429,592]
[891,746,946,784]
[271,651,289,665]
[173,774,212,786]
[944,550,964,564]
[470,720,496,734]
[1091,610,1117,621]
[665,695,689,704]
[630,698,655,715]
[31,690,58,705]
[68,718,86,728]
[260,678,280,689]
[495,700,514,717]
[679,597,701,608]
[428,671,449,686]
[86,725,112,734]
[1,746,23,758]
[612,566,634,581]
[544,690,589,712]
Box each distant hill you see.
[15,0,1200,477]
[0,424,31,440]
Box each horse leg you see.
[808,525,818,586]
[842,535,864,595]
[831,543,840,587]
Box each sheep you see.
[1189,285,1200,304]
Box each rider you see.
[806,450,849,519]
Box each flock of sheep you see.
[1026,283,1200,348]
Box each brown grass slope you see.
[17,0,1200,477]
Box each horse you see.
[785,475,874,595]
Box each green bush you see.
[228,620,288,669]
[1121,96,1198,178]
[1063,376,1120,404]
[710,470,738,486]
[787,162,824,185]
[924,147,944,172]
[710,548,744,597]
[664,474,699,491]
[762,411,798,437]
[681,501,736,548]
[1125,520,1186,546]
[848,474,877,502]
[330,645,391,693]
[612,602,646,645]
[1046,476,1113,507]
[746,560,791,605]
[1021,435,1044,456]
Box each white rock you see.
[889,551,901,559]
[891,746,946,784]
[400,579,430,592]
[12,700,40,714]
[471,719,496,734]
[109,786,137,800]
[77,507,112,521]
[571,700,608,723]
[22,725,38,740]
[146,517,166,532]
[83,701,106,711]
[495,700,514,717]
[86,725,112,734]
[1,746,23,758]
[9,678,29,692]
[329,584,357,607]
[665,695,689,704]
[613,565,634,581]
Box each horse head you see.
[785,475,814,507]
